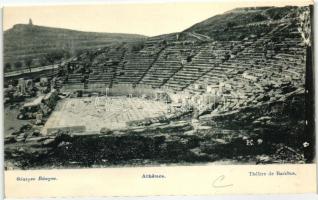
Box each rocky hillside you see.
[181,6,303,41]
[4,23,146,71]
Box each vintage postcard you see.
[3,0,316,198]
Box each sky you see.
[3,0,313,37]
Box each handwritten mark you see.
[212,175,233,188]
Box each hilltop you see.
[4,23,146,71]
[180,6,300,41]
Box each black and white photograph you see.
[3,2,314,171]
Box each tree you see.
[24,58,33,72]
[14,61,22,69]
[130,41,145,52]
[39,57,48,66]
[45,49,67,64]
[226,21,237,29]
[4,63,11,72]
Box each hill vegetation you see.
[4,23,146,72]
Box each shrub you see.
[14,61,23,69]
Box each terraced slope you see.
[62,6,311,96]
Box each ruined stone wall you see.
[297,6,312,47]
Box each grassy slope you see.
[4,24,147,67]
